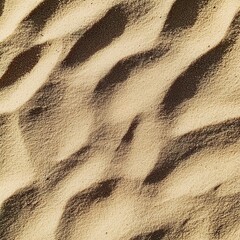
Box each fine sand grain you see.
[0,0,239,239]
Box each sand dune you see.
[0,0,239,239]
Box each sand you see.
[0,0,239,239]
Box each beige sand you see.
[0,0,239,239]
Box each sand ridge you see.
[0,0,239,239]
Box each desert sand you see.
[0,0,239,239]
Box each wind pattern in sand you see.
[0,0,240,239]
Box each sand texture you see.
[0,0,240,239]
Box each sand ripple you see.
[0,0,239,239]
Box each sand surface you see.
[0,0,240,239]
